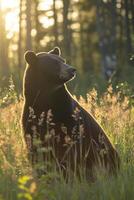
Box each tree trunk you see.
[130,0,134,33]
[63,0,71,63]
[34,0,39,51]
[18,0,23,69]
[26,0,32,50]
[0,2,9,85]
[96,0,117,80]
[124,0,132,58]
[53,0,58,46]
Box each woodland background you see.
[0,1,134,199]
[0,0,134,95]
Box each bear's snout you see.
[67,67,76,79]
[59,64,76,82]
[68,67,76,75]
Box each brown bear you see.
[22,47,119,179]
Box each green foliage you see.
[0,84,134,199]
[18,176,36,200]
[0,76,18,108]
[1,0,134,92]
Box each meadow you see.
[0,81,134,200]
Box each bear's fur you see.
[22,47,119,178]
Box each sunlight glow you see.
[1,0,18,10]
[38,0,53,11]
[40,16,54,28]
[5,12,19,33]
[1,0,19,34]
[1,0,54,35]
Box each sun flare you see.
[1,0,19,35]
[1,0,54,36]
[1,0,18,10]
[38,0,53,11]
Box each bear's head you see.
[24,47,76,93]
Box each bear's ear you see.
[24,51,37,65]
[49,47,61,56]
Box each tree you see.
[26,0,32,50]
[0,1,9,86]
[53,0,58,46]
[124,0,132,59]
[62,0,71,62]
[96,0,117,80]
[18,0,23,69]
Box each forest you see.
[0,0,134,94]
[0,0,134,200]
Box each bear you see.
[22,47,120,179]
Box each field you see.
[0,83,134,200]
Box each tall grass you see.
[0,82,134,200]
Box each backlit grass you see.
[0,83,134,200]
